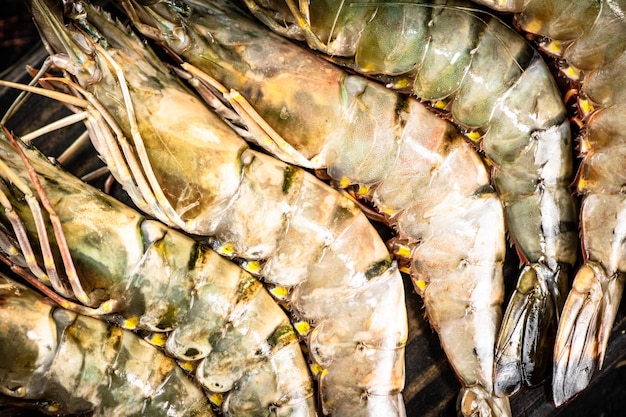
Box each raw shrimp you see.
[468,0,626,406]
[119,0,509,416]
[20,0,409,415]
[240,0,579,398]
[0,122,316,416]
[0,272,214,417]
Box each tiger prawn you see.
[468,0,626,406]
[119,0,509,416]
[0,120,316,416]
[0,272,214,417]
[240,0,579,399]
[16,0,409,415]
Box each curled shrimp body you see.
[119,1,508,416]
[470,0,626,406]
[0,273,214,417]
[22,0,409,415]
[0,123,316,416]
[242,0,579,398]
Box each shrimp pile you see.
[119,1,509,416]
[0,272,214,417]
[469,0,626,406]
[241,0,579,398]
[19,0,409,415]
[0,120,316,416]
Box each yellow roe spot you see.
[395,245,411,259]
[416,280,427,292]
[466,131,482,142]
[358,184,370,195]
[209,393,224,406]
[563,65,581,81]
[121,316,139,330]
[545,40,562,55]
[399,266,411,275]
[47,403,60,413]
[524,19,544,34]
[216,242,235,256]
[177,360,196,372]
[393,79,412,89]
[146,333,167,347]
[310,363,327,378]
[579,99,594,115]
[243,260,261,274]
[294,321,311,336]
[339,177,351,188]
[270,286,290,299]
[433,100,447,110]
[577,176,592,191]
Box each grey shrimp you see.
[17,0,409,415]
[0,272,214,417]
[118,1,509,416]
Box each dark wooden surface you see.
[0,5,624,416]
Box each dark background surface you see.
[0,1,625,416]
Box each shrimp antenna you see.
[0,125,119,315]
[86,38,198,225]
[0,76,183,228]
[180,63,321,169]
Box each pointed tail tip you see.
[493,360,522,398]
[552,349,596,408]
[552,371,589,408]
[493,263,558,397]
[551,261,624,408]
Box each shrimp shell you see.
[469,0,626,406]
[22,0,409,415]
[0,272,214,417]
[119,0,508,415]
[241,0,578,398]
[0,121,316,416]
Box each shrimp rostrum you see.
[19,0,409,415]
[467,0,626,406]
[241,0,579,398]
[0,272,214,417]
[118,0,508,416]
[0,122,316,416]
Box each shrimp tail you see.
[458,385,512,417]
[494,263,568,397]
[552,262,625,407]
